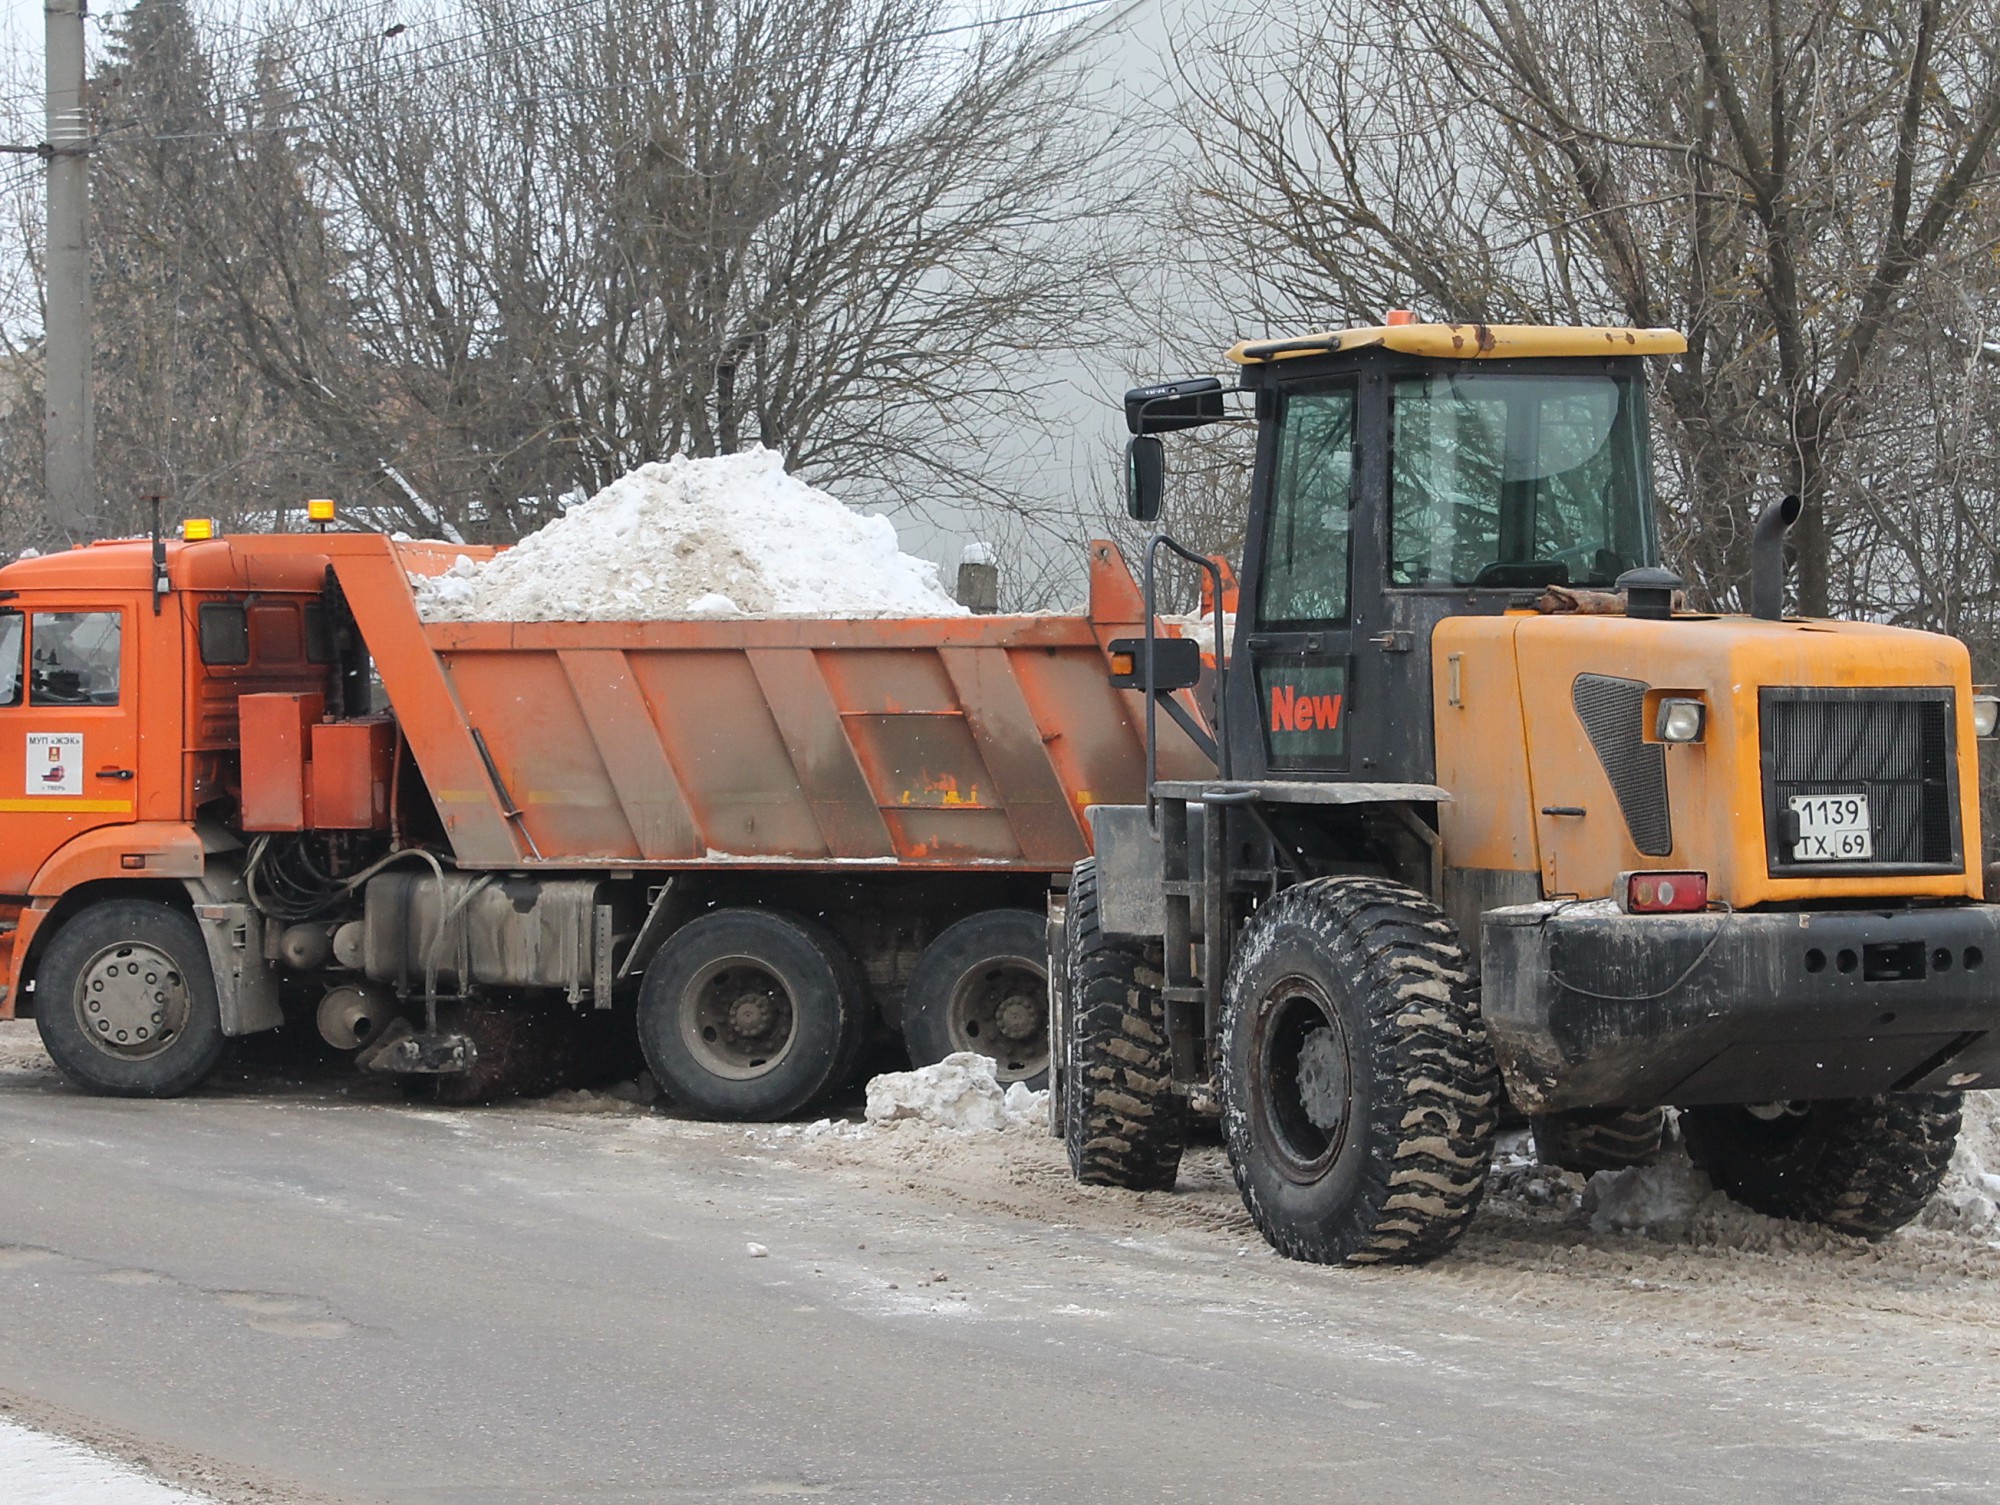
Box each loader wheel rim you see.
[680,955,797,1080]
[73,941,190,1062]
[1255,978,1352,1181]
[946,958,1048,1080]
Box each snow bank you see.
[864,1053,1048,1132]
[1584,1151,1720,1237]
[413,448,964,622]
[1572,1094,2000,1243]
[0,1416,211,1503]
[1922,1089,2000,1234]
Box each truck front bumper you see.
[1481,900,2000,1113]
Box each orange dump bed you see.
[284,534,1206,872]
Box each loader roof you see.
[1225,322,1687,366]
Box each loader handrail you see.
[1142,533,1230,820]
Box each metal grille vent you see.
[1763,689,1956,872]
[1572,674,1672,856]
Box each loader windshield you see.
[1388,370,1654,588]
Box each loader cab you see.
[1127,323,1683,786]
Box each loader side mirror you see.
[1126,436,1164,522]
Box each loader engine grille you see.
[1761,688,1958,874]
[1572,674,1672,856]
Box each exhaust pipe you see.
[1751,494,1802,621]
[318,985,398,1052]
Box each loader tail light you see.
[1622,871,1709,914]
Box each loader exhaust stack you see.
[1751,494,1802,621]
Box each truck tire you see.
[902,909,1048,1087]
[1530,1106,1668,1173]
[34,899,229,1098]
[1680,1093,1961,1237]
[1062,859,1185,1191]
[1220,877,1498,1265]
[638,908,865,1121]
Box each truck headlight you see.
[1656,697,1706,743]
[1975,694,2000,740]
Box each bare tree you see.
[41,0,1124,542]
[1168,0,2000,625]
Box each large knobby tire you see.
[1063,859,1186,1191]
[638,908,865,1121]
[1531,1105,1669,1174]
[34,900,229,1098]
[1681,1093,1961,1237]
[902,909,1049,1088]
[1220,877,1498,1265]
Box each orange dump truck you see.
[0,529,1205,1115]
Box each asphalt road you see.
[0,1036,1994,1504]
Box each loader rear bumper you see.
[1481,899,2000,1113]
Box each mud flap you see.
[192,902,282,1037]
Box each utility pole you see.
[44,0,94,541]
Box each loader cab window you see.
[0,612,19,707]
[1257,387,1356,626]
[29,611,121,706]
[1389,370,1655,588]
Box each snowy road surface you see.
[0,1020,1996,1504]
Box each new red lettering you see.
[1269,683,1296,731]
[1269,684,1344,735]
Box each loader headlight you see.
[1974,694,2000,740]
[1656,697,1706,744]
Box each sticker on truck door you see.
[26,732,81,795]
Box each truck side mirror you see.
[1126,436,1164,523]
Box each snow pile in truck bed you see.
[412,448,964,621]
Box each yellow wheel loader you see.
[1053,320,1996,1264]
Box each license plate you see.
[1789,793,1873,861]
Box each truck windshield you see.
[1389,370,1655,588]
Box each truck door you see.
[0,601,141,895]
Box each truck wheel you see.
[902,909,1049,1087]
[1530,1106,1668,1173]
[1220,877,1498,1265]
[638,908,865,1121]
[1062,859,1185,1191]
[1681,1093,1961,1237]
[34,900,229,1098]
